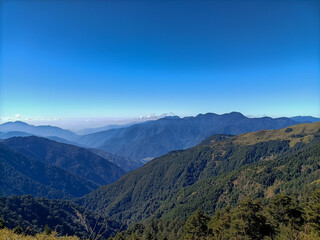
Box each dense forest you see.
[2,191,319,240]
[0,195,120,239]
[111,190,320,240]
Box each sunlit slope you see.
[79,122,320,225]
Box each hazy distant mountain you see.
[0,121,79,141]
[88,148,143,172]
[290,116,320,123]
[0,131,32,139]
[3,136,126,186]
[79,112,300,161]
[0,143,98,198]
[78,122,139,135]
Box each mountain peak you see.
[225,112,246,117]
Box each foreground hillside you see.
[79,112,299,161]
[0,195,119,239]
[79,122,320,227]
[0,228,79,240]
[112,190,320,240]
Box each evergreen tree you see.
[305,190,320,234]
[44,224,52,235]
[229,200,273,240]
[183,208,210,240]
[13,226,23,235]
[0,218,4,229]
[266,193,304,238]
[208,206,231,240]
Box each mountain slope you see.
[0,195,120,239]
[0,121,79,141]
[0,143,98,198]
[78,122,320,226]
[88,148,143,172]
[3,136,126,186]
[79,112,299,161]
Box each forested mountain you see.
[0,195,119,239]
[112,191,320,240]
[3,136,126,186]
[0,121,79,142]
[1,122,320,239]
[78,122,320,229]
[79,112,300,161]
[0,143,98,198]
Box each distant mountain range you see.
[290,116,320,123]
[1,113,318,165]
[77,122,139,135]
[0,121,142,171]
[0,121,79,141]
[78,112,302,161]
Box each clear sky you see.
[1,0,319,127]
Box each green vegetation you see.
[110,191,320,239]
[0,228,79,240]
[0,195,120,239]
[2,122,320,239]
[0,143,98,199]
[3,136,125,186]
[79,122,320,226]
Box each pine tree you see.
[0,218,4,229]
[13,226,23,235]
[183,208,210,240]
[305,190,320,234]
[44,224,52,235]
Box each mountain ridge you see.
[79,112,301,161]
[2,136,126,186]
[0,143,98,198]
[0,121,79,142]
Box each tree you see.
[44,224,52,235]
[305,190,320,235]
[183,208,210,240]
[13,226,23,235]
[266,194,304,234]
[208,206,231,240]
[229,200,273,240]
[0,218,4,229]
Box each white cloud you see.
[15,114,21,118]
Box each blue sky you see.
[1,0,319,126]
